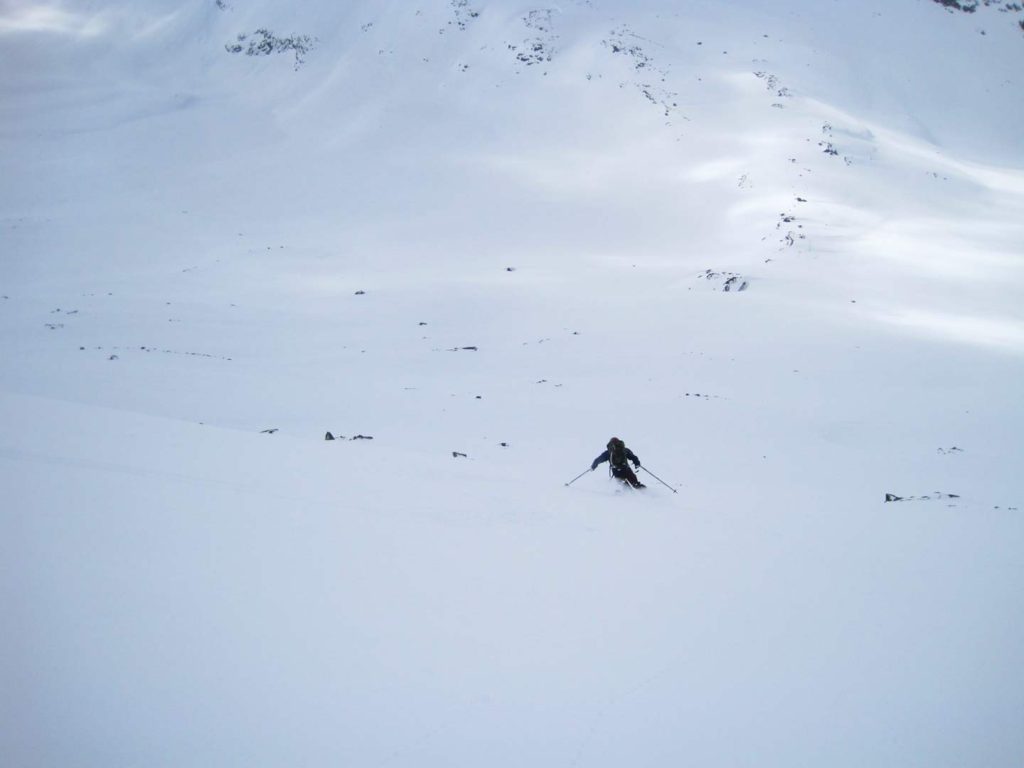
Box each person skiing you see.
[591,437,645,489]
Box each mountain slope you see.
[2,1,1023,766]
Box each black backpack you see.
[608,439,628,468]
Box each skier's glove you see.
[634,462,641,470]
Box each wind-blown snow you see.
[2,1,1023,766]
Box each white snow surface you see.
[2,1,1023,765]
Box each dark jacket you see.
[592,446,640,471]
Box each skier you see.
[591,437,645,489]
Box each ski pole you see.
[640,466,678,493]
[565,467,592,487]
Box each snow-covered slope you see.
[2,1,1023,765]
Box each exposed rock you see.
[225,29,317,70]
[698,269,749,292]
[885,491,961,502]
